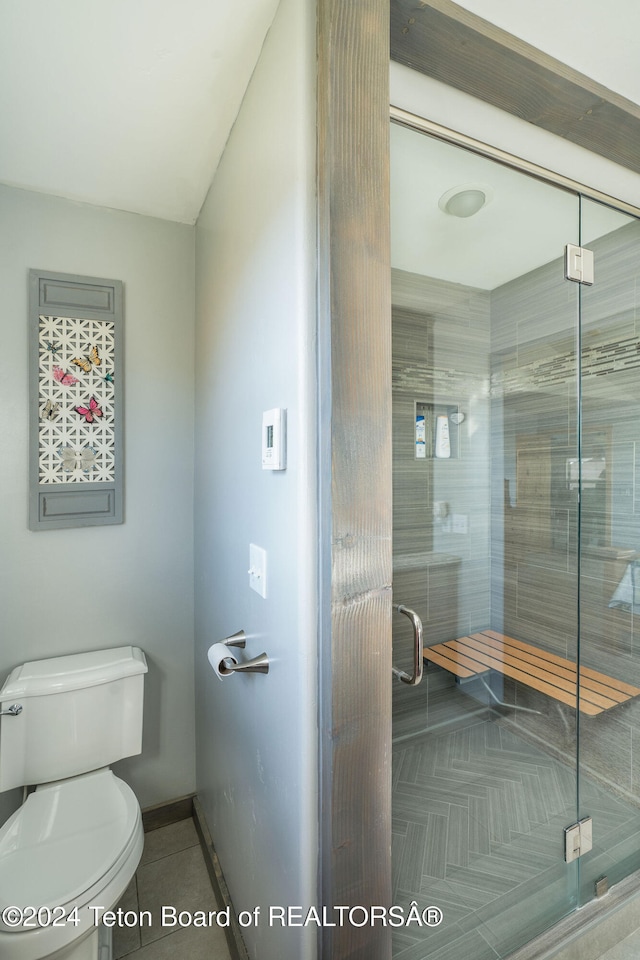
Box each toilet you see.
[0,646,148,960]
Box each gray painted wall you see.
[0,184,196,825]
[193,1,318,959]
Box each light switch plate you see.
[249,544,267,598]
[452,514,468,535]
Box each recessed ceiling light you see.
[438,183,493,218]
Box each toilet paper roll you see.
[207,642,238,680]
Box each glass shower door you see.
[577,198,640,903]
[390,120,584,959]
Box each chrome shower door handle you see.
[392,604,424,686]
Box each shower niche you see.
[414,400,461,459]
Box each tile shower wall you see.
[490,219,640,827]
[391,268,492,735]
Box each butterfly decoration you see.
[72,345,100,374]
[53,365,79,386]
[44,341,61,359]
[74,396,103,423]
[57,445,98,473]
[40,399,60,421]
[103,371,114,384]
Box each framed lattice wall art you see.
[29,269,123,529]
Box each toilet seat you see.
[0,768,139,928]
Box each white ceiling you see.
[0,0,279,224]
[1,1,640,230]
[390,122,635,290]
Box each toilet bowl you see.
[0,770,143,960]
[0,647,148,960]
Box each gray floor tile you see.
[115,924,231,960]
[393,924,500,960]
[113,877,141,959]
[112,820,229,959]
[596,927,640,960]
[136,844,220,945]
[393,716,640,960]
[140,818,200,865]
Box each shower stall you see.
[390,115,640,959]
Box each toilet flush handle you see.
[0,703,22,717]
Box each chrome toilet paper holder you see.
[222,630,247,649]
[220,630,270,675]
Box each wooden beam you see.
[317,1,392,958]
[391,0,640,175]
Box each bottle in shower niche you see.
[434,415,451,458]
[415,414,426,458]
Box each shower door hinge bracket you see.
[565,244,595,285]
[564,817,593,862]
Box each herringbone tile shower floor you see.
[392,717,640,960]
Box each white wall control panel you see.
[262,408,286,470]
[249,543,267,598]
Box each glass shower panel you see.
[391,120,582,959]
[578,197,640,902]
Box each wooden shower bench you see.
[424,629,640,715]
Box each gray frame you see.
[314,5,640,960]
[391,0,640,176]
[317,1,392,958]
[29,269,123,529]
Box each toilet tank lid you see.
[0,646,147,700]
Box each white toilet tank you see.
[0,646,147,792]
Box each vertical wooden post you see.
[317,1,392,958]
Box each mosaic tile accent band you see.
[37,314,116,483]
[492,336,640,396]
